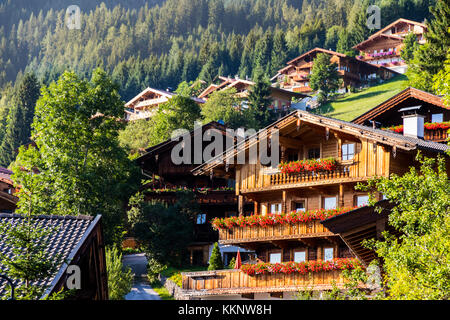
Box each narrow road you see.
[123,253,161,300]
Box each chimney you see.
[399,106,424,139]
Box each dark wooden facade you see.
[136,122,252,265]
[0,167,18,213]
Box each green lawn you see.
[319,74,410,121]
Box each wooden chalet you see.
[198,76,308,118]
[354,18,427,74]
[352,87,450,143]
[0,167,18,213]
[179,110,449,299]
[274,48,396,93]
[0,214,108,300]
[136,121,253,266]
[125,87,205,121]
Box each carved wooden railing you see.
[268,164,352,187]
[424,128,449,142]
[181,269,347,295]
[219,220,331,244]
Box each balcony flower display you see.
[147,186,235,193]
[278,158,337,174]
[211,207,356,230]
[369,51,395,58]
[240,258,362,276]
[385,121,450,134]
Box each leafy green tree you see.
[401,32,419,64]
[0,73,40,167]
[149,95,202,146]
[11,69,139,245]
[127,192,198,267]
[208,242,224,270]
[105,246,133,300]
[247,67,274,129]
[201,87,251,129]
[357,155,450,299]
[119,118,156,157]
[433,49,450,108]
[309,53,341,103]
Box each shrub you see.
[208,242,224,270]
[147,257,167,283]
[106,246,133,300]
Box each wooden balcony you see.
[181,269,349,297]
[424,128,449,142]
[219,220,333,245]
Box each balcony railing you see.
[424,128,449,142]
[268,164,352,187]
[219,220,332,244]
[181,269,349,296]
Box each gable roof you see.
[0,213,101,299]
[353,33,404,50]
[136,121,230,166]
[369,18,427,39]
[285,48,347,66]
[352,87,449,124]
[192,110,449,175]
[126,87,205,109]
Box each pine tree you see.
[247,66,274,129]
[0,73,40,167]
[208,242,224,270]
[408,0,450,92]
[401,32,419,64]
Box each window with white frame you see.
[269,253,282,263]
[341,143,355,161]
[356,195,369,207]
[323,196,337,210]
[324,248,334,261]
[431,113,443,123]
[294,251,306,263]
[270,203,282,214]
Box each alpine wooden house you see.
[353,18,427,74]
[352,87,450,143]
[136,121,253,266]
[125,87,205,121]
[273,48,397,94]
[0,167,17,213]
[198,76,308,118]
[179,110,449,299]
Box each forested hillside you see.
[0,0,434,100]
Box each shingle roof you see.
[307,110,450,153]
[0,213,95,298]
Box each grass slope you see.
[319,75,409,121]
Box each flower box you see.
[278,158,337,174]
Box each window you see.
[431,113,443,123]
[341,143,355,161]
[269,253,282,263]
[323,196,337,210]
[294,251,306,262]
[196,214,206,224]
[293,201,306,212]
[307,147,320,160]
[270,203,282,214]
[356,195,369,207]
[324,248,334,261]
[288,153,299,162]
